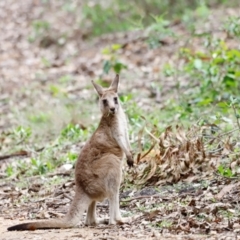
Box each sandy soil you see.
[1,218,165,240]
[1,218,240,240]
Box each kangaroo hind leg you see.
[108,188,124,225]
[63,186,91,227]
[85,201,98,226]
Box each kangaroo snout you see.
[110,107,115,113]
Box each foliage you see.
[102,44,127,74]
[81,0,239,37]
[218,165,234,178]
[28,20,50,43]
[145,14,175,48]
[2,1,240,183]
[224,16,240,38]
[2,1,240,238]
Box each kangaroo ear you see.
[110,74,119,93]
[91,80,103,96]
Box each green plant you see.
[58,75,72,83]
[217,164,234,178]
[6,165,14,177]
[31,158,52,175]
[229,96,240,129]
[60,123,88,142]
[41,57,51,68]
[219,209,234,219]
[49,85,61,96]
[173,34,240,117]
[102,44,127,74]
[81,3,131,36]
[182,1,209,33]
[66,152,78,162]
[28,20,50,43]
[156,220,173,229]
[28,113,49,124]
[224,16,240,38]
[145,14,175,48]
[13,126,32,143]
[80,0,238,38]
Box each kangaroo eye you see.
[102,99,108,106]
[114,97,118,104]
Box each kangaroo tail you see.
[8,187,90,231]
[7,219,71,231]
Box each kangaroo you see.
[8,74,133,231]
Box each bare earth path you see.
[0,218,210,240]
[1,218,98,240]
[1,218,166,240]
[1,1,240,240]
[1,218,238,240]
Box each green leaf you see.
[113,62,127,74]
[193,59,202,70]
[217,102,228,108]
[111,44,122,51]
[197,98,212,106]
[102,47,111,55]
[223,72,237,89]
[103,60,112,74]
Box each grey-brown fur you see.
[8,74,133,231]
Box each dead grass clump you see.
[134,125,239,185]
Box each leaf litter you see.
[135,124,237,185]
[122,123,240,237]
[1,0,240,239]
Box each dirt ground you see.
[2,218,239,240]
[0,218,174,240]
[1,1,240,240]
[2,218,97,240]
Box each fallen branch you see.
[0,150,28,161]
[215,182,240,200]
[121,194,165,202]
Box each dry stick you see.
[137,124,145,152]
[140,143,156,160]
[0,151,28,161]
[218,127,239,137]
[204,127,239,146]
[144,127,160,143]
[121,194,163,203]
[214,172,240,180]
[25,171,73,181]
[63,193,73,201]
[228,151,240,156]
[232,104,240,132]
[208,147,224,154]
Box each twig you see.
[63,193,73,201]
[0,151,28,161]
[140,143,156,161]
[205,127,239,146]
[218,127,239,137]
[121,194,162,202]
[215,182,240,200]
[229,151,240,156]
[213,172,240,180]
[144,127,160,143]
[232,104,240,133]
[26,171,73,181]
[208,147,224,154]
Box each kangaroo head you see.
[92,74,120,116]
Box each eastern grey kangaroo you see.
[8,74,133,231]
